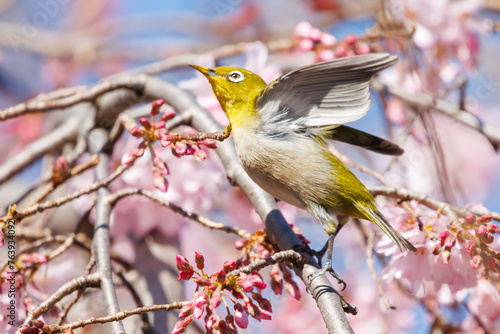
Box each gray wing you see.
[256,53,398,131]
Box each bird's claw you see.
[307,262,347,291]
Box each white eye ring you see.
[228,70,244,83]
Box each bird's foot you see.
[307,258,347,291]
[292,241,328,267]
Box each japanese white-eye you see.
[191,53,416,281]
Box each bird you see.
[190,53,416,286]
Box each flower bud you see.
[138,118,152,130]
[194,148,207,162]
[345,33,357,45]
[155,121,166,129]
[470,255,482,269]
[175,142,187,156]
[478,214,492,224]
[216,269,226,283]
[320,32,336,46]
[130,126,145,138]
[178,302,194,319]
[121,153,135,165]
[161,110,176,121]
[235,240,247,250]
[151,99,165,116]
[432,243,442,256]
[194,251,205,270]
[441,249,451,264]
[234,303,249,329]
[223,261,236,274]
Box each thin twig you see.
[24,272,102,324]
[2,164,128,222]
[54,301,190,333]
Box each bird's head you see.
[190,65,268,128]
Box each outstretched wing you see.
[256,53,397,131]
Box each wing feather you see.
[256,53,397,130]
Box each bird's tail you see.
[355,203,417,252]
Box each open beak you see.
[189,64,217,77]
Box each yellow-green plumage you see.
[190,54,416,253]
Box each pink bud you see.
[284,280,301,300]
[176,255,191,271]
[235,239,247,250]
[210,289,222,308]
[223,261,236,274]
[345,33,357,45]
[444,234,456,248]
[178,270,194,281]
[476,225,487,235]
[194,148,207,162]
[155,121,166,129]
[194,251,205,270]
[153,157,169,175]
[153,170,168,192]
[259,307,272,320]
[249,274,266,289]
[465,214,476,225]
[205,313,216,330]
[465,240,477,256]
[175,142,187,156]
[234,303,249,329]
[193,306,204,319]
[432,243,442,255]
[470,255,482,269]
[294,21,313,39]
[441,249,451,264]
[355,43,370,54]
[487,224,498,234]
[298,38,314,51]
[438,231,448,239]
[133,141,147,157]
[160,134,175,147]
[30,319,45,329]
[335,45,346,58]
[216,269,226,283]
[151,99,165,116]
[320,32,336,46]
[121,152,135,165]
[194,291,208,308]
[194,277,211,286]
[161,110,176,121]
[478,214,492,223]
[178,302,194,319]
[138,118,152,130]
[130,126,145,138]
[316,49,336,62]
[172,315,193,334]
[241,281,253,292]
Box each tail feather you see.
[324,125,404,156]
[356,204,417,252]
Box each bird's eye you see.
[228,70,244,83]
